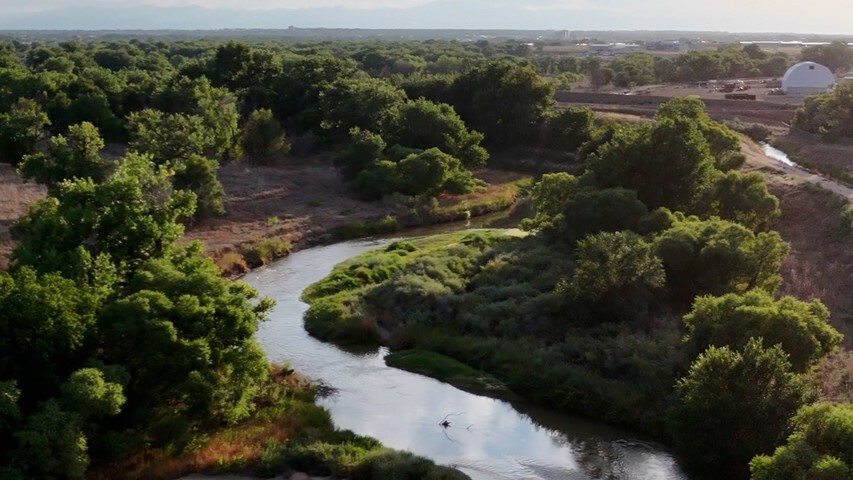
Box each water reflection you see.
[760,142,798,167]
[246,238,688,480]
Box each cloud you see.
[143,0,433,9]
[522,0,630,14]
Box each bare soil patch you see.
[183,160,393,253]
[0,164,45,270]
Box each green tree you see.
[396,148,474,196]
[585,117,717,211]
[334,128,387,180]
[543,107,597,152]
[704,171,780,231]
[98,243,272,426]
[750,403,853,480]
[19,122,114,192]
[319,77,406,141]
[241,108,290,165]
[0,98,50,165]
[174,154,225,218]
[388,98,488,168]
[654,217,789,303]
[668,338,816,477]
[65,93,124,142]
[521,172,580,231]
[656,96,745,172]
[128,109,212,163]
[556,187,650,242]
[801,42,853,72]
[793,82,853,140]
[561,231,665,322]
[127,110,226,217]
[450,60,554,147]
[684,291,842,372]
[0,268,100,400]
[13,152,195,277]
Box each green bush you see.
[242,236,292,266]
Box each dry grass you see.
[183,159,394,256]
[772,132,853,186]
[766,179,853,346]
[813,350,853,404]
[0,164,46,270]
[89,370,306,480]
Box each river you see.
[245,228,689,480]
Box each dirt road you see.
[740,139,853,202]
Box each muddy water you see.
[246,227,689,480]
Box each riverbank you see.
[245,237,688,480]
[170,163,531,277]
[301,230,687,438]
[0,159,532,274]
[89,367,468,480]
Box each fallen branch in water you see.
[438,412,465,428]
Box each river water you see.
[245,229,689,480]
[760,142,798,167]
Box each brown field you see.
[556,91,799,126]
[0,164,45,270]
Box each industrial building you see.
[781,62,836,95]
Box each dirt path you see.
[740,139,853,202]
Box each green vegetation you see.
[305,99,848,480]
[750,402,853,479]
[794,83,853,141]
[385,350,508,396]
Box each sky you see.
[0,0,850,34]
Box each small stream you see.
[245,225,689,480]
[760,142,798,167]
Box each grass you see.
[771,135,853,187]
[214,250,250,276]
[385,350,508,396]
[328,174,532,242]
[301,231,522,346]
[241,236,293,267]
[88,368,467,480]
[330,215,401,241]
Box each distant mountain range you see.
[0,2,850,36]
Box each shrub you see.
[668,338,816,477]
[750,403,853,480]
[683,291,842,372]
[241,108,290,165]
[242,237,292,266]
[543,107,597,152]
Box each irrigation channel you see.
[246,216,689,480]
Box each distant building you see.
[782,62,836,95]
[587,43,642,56]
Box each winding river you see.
[245,223,689,480]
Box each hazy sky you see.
[1,0,850,33]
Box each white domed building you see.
[782,62,836,95]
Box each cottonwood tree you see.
[668,338,816,477]
[241,108,290,165]
[387,98,488,169]
[19,122,114,192]
[0,98,50,165]
[683,291,842,372]
[750,403,853,480]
